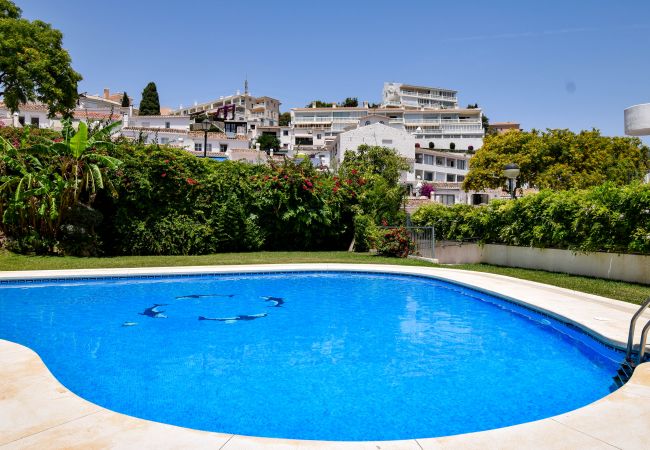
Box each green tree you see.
[339,145,410,224]
[121,92,130,107]
[340,97,358,107]
[256,134,280,152]
[279,112,291,126]
[482,113,490,134]
[306,100,333,108]
[0,0,82,116]
[139,82,160,115]
[463,128,650,192]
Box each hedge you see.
[411,183,650,254]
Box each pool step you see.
[618,296,650,388]
[613,359,636,388]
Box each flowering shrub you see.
[420,182,434,199]
[377,227,415,258]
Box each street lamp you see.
[190,116,212,158]
[503,163,520,199]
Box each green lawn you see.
[0,250,648,305]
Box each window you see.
[424,171,434,181]
[30,117,40,127]
[18,116,25,126]
[250,124,256,129]
[160,137,168,144]
[316,134,322,140]
[206,143,212,152]
[436,156,444,166]
[457,160,466,170]
[381,139,393,145]
[457,175,465,182]
[165,121,170,129]
[283,130,289,136]
[446,159,455,168]
[424,154,435,165]
[435,194,456,205]
[446,173,456,182]
[415,153,423,164]
[194,143,202,151]
[295,137,313,146]
[220,144,228,152]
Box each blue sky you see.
[18,0,650,140]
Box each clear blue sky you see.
[18,0,650,140]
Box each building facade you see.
[121,114,249,157]
[289,81,483,154]
[172,82,281,136]
[382,82,458,110]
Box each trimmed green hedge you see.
[411,183,650,254]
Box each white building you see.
[290,103,483,154]
[120,114,249,158]
[332,121,415,178]
[172,82,281,138]
[0,102,122,130]
[382,82,458,110]
[330,119,494,204]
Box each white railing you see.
[401,91,457,100]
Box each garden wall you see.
[435,242,650,285]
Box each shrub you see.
[353,214,377,252]
[411,183,650,254]
[377,226,415,258]
[420,182,434,199]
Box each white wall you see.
[128,115,190,130]
[434,243,650,285]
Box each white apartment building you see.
[289,82,483,153]
[172,82,281,138]
[382,82,458,109]
[331,120,490,204]
[290,105,483,152]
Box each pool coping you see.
[1,263,649,449]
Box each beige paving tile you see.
[417,418,617,450]
[552,371,650,449]
[0,345,101,445]
[222,434,420,450]
[1,410,231,450]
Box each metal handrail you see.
[626,297,650,361]
[637,319,650,364]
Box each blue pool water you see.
[0,271,621,441]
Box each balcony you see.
[293,116,334,123]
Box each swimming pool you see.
[0,271,622,441]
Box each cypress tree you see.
[121,92,130,107]
[139,82,160,115]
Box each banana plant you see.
[0,136,60,240]
[26,120,123,221]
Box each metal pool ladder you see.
[614,296,650,388]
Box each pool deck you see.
[1,263,649,449]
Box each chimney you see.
[103,88,110,99]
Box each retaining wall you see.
[435,242,650,285]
